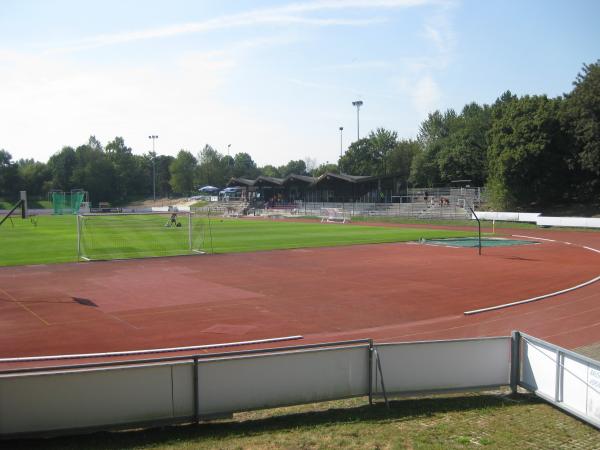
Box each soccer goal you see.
[77,211,210,261]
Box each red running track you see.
[1,224,599,369]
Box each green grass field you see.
[0,214,476,266]
[10,392,599,449]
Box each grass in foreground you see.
[10,392,599,449]
[0,215,475,266]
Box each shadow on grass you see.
[9,393,542,450]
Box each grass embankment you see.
[0,198,52,209]
[10,392,599,449]
[0,215,475,266]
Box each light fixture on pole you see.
[227,144,231,156]
[149,135,158,201]
[351,100,363,141]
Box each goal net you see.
[77,212,209,261]
[53,191,85,215]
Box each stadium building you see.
[226,172,403,203]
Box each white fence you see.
[517,332,600,428]
[474,211,600,229]
[298,201,470,220]
[0,337,509,437]
[1,333,598,438]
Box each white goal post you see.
[77,211,208,261]
[320,208,351,224]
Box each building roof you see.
[227,172,375,188]
[254,175,284,186]
[283,174,316,184]
[226,177,255,187]
[314,172,373,184]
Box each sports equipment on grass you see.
[77,211,210,261]
[53,191,85,215]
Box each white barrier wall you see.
[473,211,541,222]
[0,362,194,435]
[473,211,600,229]
[519,334,600,428]
[0,337,514,437]
[375,337,511,394]
[536,216,600,229]
[197,345,369,416]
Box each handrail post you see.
[193,356,199,423]
[510,330,521,394]
[368,339,374,405]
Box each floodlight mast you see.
[149,135,159,201]
[352,100,363,141]
[339,126,344,174]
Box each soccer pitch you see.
[0,215,476,266]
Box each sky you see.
[1,0,599,166]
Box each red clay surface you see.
[1,223,600,370]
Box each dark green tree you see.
[17,159,50,197]
[279,160,307,177]
[487,95,569,208]
[409,110,456,187]
[47,146,77,191]
[105,137,142,202]
[169,150,197,195]
[70,139,117,204]
[0,150,19,198]
[232,152,259,178]
[260,165,281,178]
[436,103,491,185]
[561,61,600,198]
[313,162,338,177]
[387,139,420,187]
[197,145,227,187]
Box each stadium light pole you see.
[149,135,158,201]
[352,100,363,141]
[339,126,344,174]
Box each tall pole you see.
[149,135,158,201]
[339,126,344,174]
[352,100,363,141]
[227,144,231,156]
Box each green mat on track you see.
[423,237,537,247]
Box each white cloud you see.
[43,0,438,53]
[312,60,392,71]
[0,0,459,165]
[412,74,442,115]
[0,50,240,160]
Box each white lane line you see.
[464,236,600,315]
[512,234,556,242]
[464,275,600,315]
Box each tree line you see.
[0,61,598,209]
